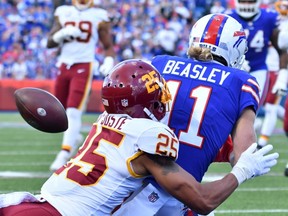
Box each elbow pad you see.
[278,30,288,50]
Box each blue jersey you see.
[228,8,280,72]
[152,55,260,182]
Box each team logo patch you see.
[148,191,159,203]
[121,99,128,107]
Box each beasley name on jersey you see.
[227,8,280,72]
[152,55,260,182]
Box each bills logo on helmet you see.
[233,31,246,37]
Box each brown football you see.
[14,87,68,133]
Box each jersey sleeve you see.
[136,125,179,160]
[54,5,66,17]
[95,8,110,22]
[239,76,260,113]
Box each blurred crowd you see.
[0,0,234,80]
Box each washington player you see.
[113,14,275,216]
[0,60,278,216]
[227,0,288,106]
[47,0,115,171]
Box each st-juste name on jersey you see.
[55,5,109,65]
[41,112,179,216]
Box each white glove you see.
[241,59,251,72]
[231,143,279,185]
[99,56,114,76]
[52,25,82,44]
[272,69,288,96]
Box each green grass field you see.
[0,112,287,215]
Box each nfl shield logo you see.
[121,99,128,107]
[148,191,159,203]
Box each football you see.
[14,87,68,133]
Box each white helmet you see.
[235,0,262,18]
[72,0,93,10]
[188,13,247,69]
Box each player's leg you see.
[0,202,61,216]
[50,62,93,171]
[258,71,280,148]
[250,70,269,133]
[250,69,269,107]
[53,63,71,108]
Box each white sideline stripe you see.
[203,173,283,182]
[0,122,91,132]
[0,171,51,178]
[0,151,57,155]
[215,209,288,213]
[0,162,50,166]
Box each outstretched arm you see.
[139,143,278,215]
[140,154,236,215]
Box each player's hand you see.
[272,69,288,96]
[241,59,251,72]
[53,26,82,44]
[99,56,114,76]
[231,143,279,185]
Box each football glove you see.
[99,56,114,76]
[231,143,279,185]
[272,69,288,96]
[52,25,82,44]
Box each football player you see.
[47,0,115,172]
[113,14,276,216]
[0,60,278,216]
[257,0,288,176]
[227,0,288,106]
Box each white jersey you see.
[55,5,109,65]
[41,112,179,216]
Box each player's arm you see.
[98,21,115,76]
[98,21,115,57]
[47,16,62,48]
[137,145,278,215]
[144,154,238,215]
[47,15,81,49]
[230,107,257,164]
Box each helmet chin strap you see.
[143,108,159,122]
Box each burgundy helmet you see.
[101,59,171,121]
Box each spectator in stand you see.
[11,54,28,80]
[210,0,226,14]
[154,23,179,56]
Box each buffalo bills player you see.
[0,60,278,216]
[256,0,288,176]
[113,13,273,216]
[227,0,288,106]
[47,0,115,171]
